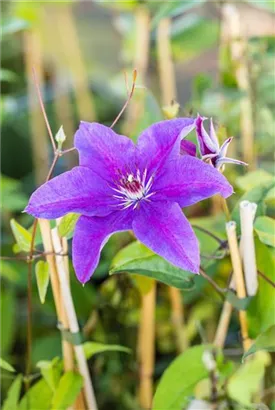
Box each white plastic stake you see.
[240,200,258,296]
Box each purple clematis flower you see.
[195,115,247,170]
[26,118,233,283]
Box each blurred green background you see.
[1,1,275,409]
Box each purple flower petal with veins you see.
[195,115,247,170]
[26,118,233,283]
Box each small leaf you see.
[36,357,62,392]
[19,379,52,410]
[58,213,80,239]
[236,170,273,191]
[226,291,252,311]
[51,371,83,410]
[153,345,212,410]
[227,352,271,406]
[254,216,275,248]
[0,357,15,372]
[2,374,22,410]
[10,219,32,252]
[243,325,275,360]
[35,261,50,304]
[83,342,131,360]
[110,241,195,290]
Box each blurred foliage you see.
[1,0,275,409]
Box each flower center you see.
[111,169,154,209]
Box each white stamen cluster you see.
[111,169,154,209]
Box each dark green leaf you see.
[243,325,275,360]
[110,241,195,290]
[153,345,212,409]
[51,371,83,410]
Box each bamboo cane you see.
[222,4,255,168]
[23,30,49,184]
[53,4,96,122]
[157,18,176,106]
[51,227,98,410]
[39,219,75,374]
[226,221,252,352]
[138,281,156,409]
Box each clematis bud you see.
[55,125,66,150]
[195,114,247,171]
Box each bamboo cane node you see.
[57,322,84,346]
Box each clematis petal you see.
[209,118,220,150]
[73,210,134,283]
[219,136,233,158]
[180,139,197,157]
[137,118,196,174]
[195,115,218,156]
[75,122,136,181]
[215,156,248,170]
[25,166,116,219]
[152,155,233,207]
[133,201,200,273]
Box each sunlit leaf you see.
[110,241,195,290]
[37,357,62,392]
[10,219,32,252]
[35,261,50,304]
[254,216,275,247]
[243,325,275,360]
[0,357,15,372]
[153,345,212,409]
[2,374,22,410]
[51,371,83,410]
[227,352,271,406]
[84,342,131,359]
[236,170,273,191]
[0,261,19,282]
[58,213,80,239]
[19,379,52,410]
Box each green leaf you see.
[153,345,212,409]
[243,325,275,360]
[265,186,275,206]
[0,357,15,372]
[0,261,20,282]
[226,291,252,311]
[236,170,273,191]
[10,219,32,252]
[232,180,275,227]
[19,379,53,410]
[58,213,80,239]
[3,374,23,410]
[110,241,195,290]
[1,288,16,355]
[247,238,275,335]
[227,352,271,406]
[36,357,62,392]
[35,261,50,304]
[51,371,83,410]
[1,175,28,212]
[254,216,275,248]
[83,342,131,360]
